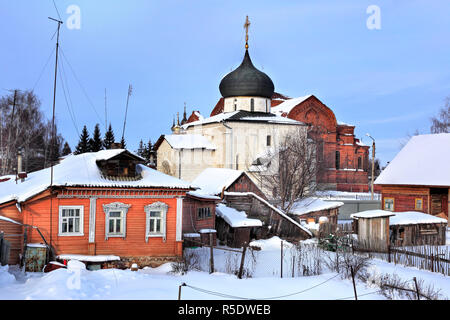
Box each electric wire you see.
[59,46,106,131]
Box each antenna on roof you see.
[121,84,133,143]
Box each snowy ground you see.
[0,236,448,300]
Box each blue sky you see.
[1,0,450,165]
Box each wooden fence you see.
[353,240,450,276]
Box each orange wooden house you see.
[375,134,450,220]
[0,149,194,268]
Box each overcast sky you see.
[1,0,449,165]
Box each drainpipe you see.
[221,121,233,169]
[178,149,182,179]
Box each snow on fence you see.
[353,240,450,276]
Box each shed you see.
[389,211,447,246]
[215,204,262,248]
[351,210,395,251]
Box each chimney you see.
[16,148,27,182]
[111,142,123,150]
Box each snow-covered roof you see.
[290,197,344,216]
[389,211,447,226]
[164,134,216,150]
[215,204,263,228]
[337,121,354,127]
[57,254,120,262]
[186,191,221,200]
[0,149,194,205]
[191,168,244,196]
[271,95,313,115]
[351,210,396,219]
[0,215,22,225]
[182,110,302,129]
[375,133,450,187]
[224,192,313,236]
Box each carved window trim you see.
[103,202,131,240]
[145,202,169,242]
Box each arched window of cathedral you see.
[235,154,239,170]
[335,151,340,170]
[358,157,362,170]
[265,99,268,112]
[234,99,237,111]
[250,98,255,112]
[267,135,271,146]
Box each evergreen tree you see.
[120,136,126,149]
[75,126,91,154]
[90,124,103,152]
[103,123,115,149]
[62,142,72,156]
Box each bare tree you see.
[252,127,325,214]
[430,97,450,133]
[0,90,66,175]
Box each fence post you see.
[292,255,295,278]
[388,245,391,263]
[280,240,283,278]
[178,283,186,300]
[413,277,420,300]
[350,266,358,300]
[209,233,214,274]
[238,242,247,279]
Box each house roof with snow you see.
[389,211,447,226]
[375,133,450,187]
[164,134,216,150]
[271,95,313,116]
[191,168,246,196]
[224,192,313,236]
[351,210,396,219]
[215,204,263,228]
[290,197,344,216]
[0,149,194,205]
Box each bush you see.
[170,250,201,275]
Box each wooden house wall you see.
[224,194,310,241]
[0,203,24,265]
[182,197,216,234]
[357,217,389,251]
[215,216,251,248]
[20,189,184,261]
[381,185,450,219]
[291,208,339,227]
[390,223,447,246]
[227,174,267,200]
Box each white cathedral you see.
[154,23,307,185]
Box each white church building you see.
[154,41,307,184]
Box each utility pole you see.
[48,16,63,249]
[366,133,376,200]
[104,88,108,130]
[121,84,133,144]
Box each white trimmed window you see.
[144,202,169,242]
[59,206,84,236]
[103,202,131,240]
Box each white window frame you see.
[59,205,84,236]
[144,202,169,242]
[103,202,131,240]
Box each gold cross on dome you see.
[244,16,251,50]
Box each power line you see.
[59,46,106,131]
[32,47,56,91]
[184,273,341,300]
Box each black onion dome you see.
[219,50,275,99]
